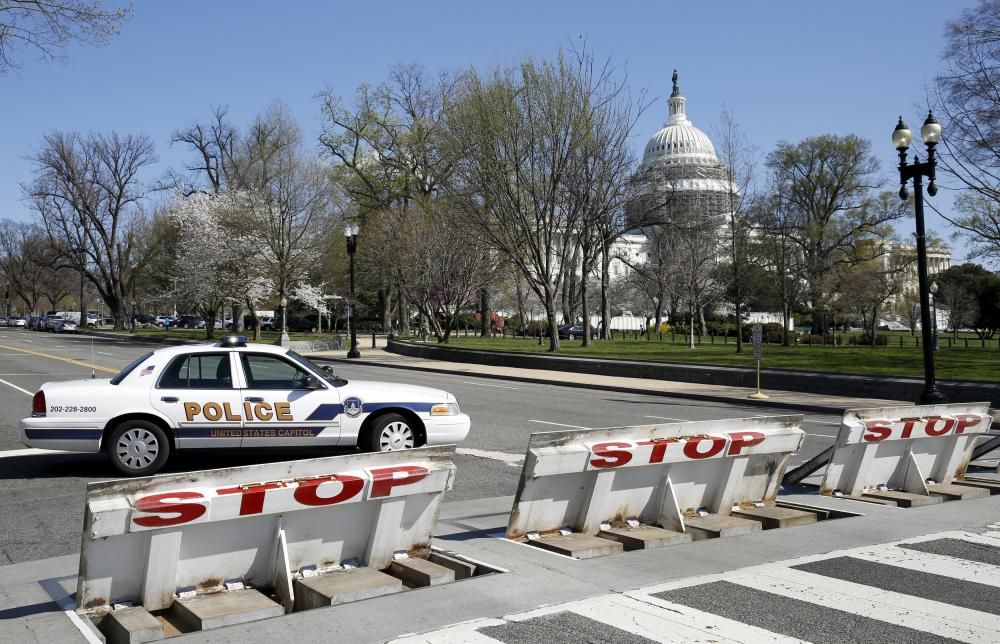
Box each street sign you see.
[751,324,762,360]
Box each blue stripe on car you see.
[306,402,435,421]
[305,403,343,421]
[25,429,102,440]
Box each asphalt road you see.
[0,329,844,566]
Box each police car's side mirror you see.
[304,375,323,390]
[321,365,335,375]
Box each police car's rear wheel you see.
[369,413,416,452]
[107,420,170,476]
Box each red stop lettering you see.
[369,466,429,498]
[862,420,893,442]
[132,491,207,528]
[638,438,676,464]
[589,442,634,469]
[682,435,726,460]
[954,414,983,434]
[293,475,365,506]
[899,417,920,439]
[727,431,766,456]
[924,416,955,437]
[216,483,283,516]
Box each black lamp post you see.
[930,280,939,353]
[893,112,946,404]
[345,223,361,359]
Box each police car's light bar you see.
[218,336,248,347]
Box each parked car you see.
[282,316,319,332]
[0,317,8,327]
[259,316,277,331]
[9,316,26,328]
[557,324,597,340]
[19,336,471,476]
[153,315,177,328]
[176,315,206,329]
[54,319,79,334]
[44,315,65,331]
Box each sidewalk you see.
[307,342,909,415]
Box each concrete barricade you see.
[506,416,805,554]
[76,446,456,625]
[819,403,993,505]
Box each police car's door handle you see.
[244,396,264,403]
[160,396,179,403]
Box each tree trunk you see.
[378,288,390,333]
[580,268,591,348]
[479,287,489,337]
[600,239,612,340]
[688,303,696,349]
[397,286,408,336]
[544,289,560,352]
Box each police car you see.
[19,337,471,476]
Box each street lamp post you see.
[930,281,939,353]
[278,295,290,347]
[893,112,947,404]
[345,223,361,359]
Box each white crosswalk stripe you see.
[392,529,1000,643]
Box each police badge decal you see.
[343,396,364,418]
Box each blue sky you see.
[1,0,982,261]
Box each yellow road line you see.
[0,344,118,374]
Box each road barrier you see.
[819,402,994,505]
[77,447,456,628]
[506,416,806,555]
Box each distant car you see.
[282,316,319,332]
[176,315,206,329]
[19,336,471,476]
[9,316,26,328]
[557,324,596,340]
[54,319,79,334]
[44,315,65,332]
[259,316,277,331]
[153,315,177,328]
[0,317,8,327]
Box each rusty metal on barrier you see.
[506,416,805,540]
[77,446,456,617]
[819,402,992,499]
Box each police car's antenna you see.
[91,337,96,379]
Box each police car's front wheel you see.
[368,413,417,452]
[107,420,170,476]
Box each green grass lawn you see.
[418,333,1000,383]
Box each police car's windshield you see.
[288,351,347,386]
[111,352,153,385]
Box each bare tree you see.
[319,65,461,333]
[365,195,494,342]
[714,107,757,352]
[448,50,632,351]
[563,50,645,347]
[932,0,1000,262]
[23,131,156,327]
[0,0,131,75]
[0,219,46,313]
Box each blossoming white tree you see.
[169,190,274,339]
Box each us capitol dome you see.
[627,70,734,228]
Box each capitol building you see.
[607,70,951,321]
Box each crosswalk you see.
[391,528,1000,643]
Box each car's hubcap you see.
[379,422,414,451]
[116,428,159,469]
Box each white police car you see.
[19,337,471,476]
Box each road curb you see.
[306,354,853,415]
